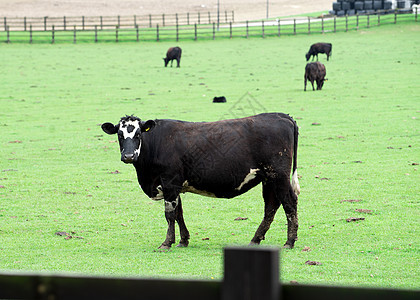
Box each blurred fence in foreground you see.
[0,247,418,300]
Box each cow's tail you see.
[291,118,300,196]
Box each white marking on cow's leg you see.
[151,185,164,201]
[235,168,260,191]
[165,196,179,213]
[291,170,300,196]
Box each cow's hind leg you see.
[175,196,190,247]
[250,182,280,245]
[281,185,299,249]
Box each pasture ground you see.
[0,22,419,289]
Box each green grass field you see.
[1,22,419,289]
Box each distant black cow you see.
[306,43,332,61]
[304,61,326,91]
[164,46,182,67]
[213,96,226,103]
[102,113,300,250]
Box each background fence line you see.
[1,9,417,44]
[2,11,234,32]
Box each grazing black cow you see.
[304,61,326,91]
[163,46,182,67]
[306,43,332,61]
[102,113,300,250]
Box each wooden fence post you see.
[208,12,211,24]
[149,14,152,27]
[29,24,32,44]
[52,25,55,43]
[232,11,234,23]
[367,14,370,28]
[198,12,201,24]
[246,20,249,38]
[356,13,359,30]
[187,12,190,25]
[222,247,280,300]
[6,26,10,43]
[293,19,296,35]
[394,11,397,23]
[134,15,137,27]
[230,22,232,38]
[156,24,159,41]
[95,25,98,42]
[346,14,348,32]
[136,25,139,42]
[162,14,165,27]
[3,17,6,31]
[262,20,265,38]
[116,26,118,42]
[24,17,27,31]
[118,15,121,28]
[44,16,47,31]
[82,16,85,30]
[416,7,418,22]
[225,10,228,22]
[308,16,310,34]
[213,22,215,40]
[194,23,197,40]
[63,16,66,31]
[73,25,76,43]
[278,19,280,37]
[334,16,336,32]
[176,24,179,41]
[321,16,324,33]
[378,13,380,26]
[100,16,103,30]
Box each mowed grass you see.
[0,22,419,288]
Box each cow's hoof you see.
[177,241,189,247]
[282,243,294,249]
[248,241,260,246]
[157,244,171,251]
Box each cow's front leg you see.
[158,191,180,250]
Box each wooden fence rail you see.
[0,247,418,300]
[2,11,234,31]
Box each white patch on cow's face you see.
[235,168,260,191]
[119,120,141,139]
[118,119,142,160]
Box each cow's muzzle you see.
[122,153,135,164]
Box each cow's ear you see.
[141,120,156,133]
[102,122,119,135]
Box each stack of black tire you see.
[330,0,417,16]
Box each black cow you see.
[306,43,332,61]
[163,46,182,67]
[102,113,300,250]
[304,61,326,91]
